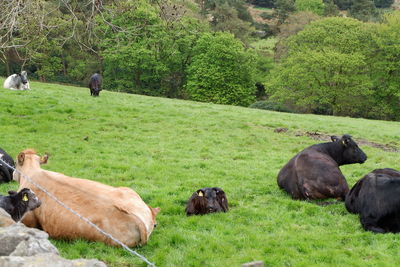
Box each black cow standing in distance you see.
[89,73,102,96]
[185,187,229,216]
[277,134,367,200]
[345,168,400,233]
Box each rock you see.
[0,223,58,256]
[0,223,107,266]
[0,208,14,228]
[0,253,107,267]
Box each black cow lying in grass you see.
[345,168,400,233]
[186,187,229,216]
[277,134,367,200]
[0,188,41,222]
[0,148,15,183]
[89,73,102,96]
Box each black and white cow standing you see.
[3,71,30,90]
[345,168,400,233]
[0,148,15,183]
[89,73,102,96]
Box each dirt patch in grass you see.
[300,131,399,152]
[271,127,399,152]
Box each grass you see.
[0,78,399,267]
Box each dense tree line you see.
[0,0,399,121]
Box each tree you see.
[368,11,400,120]
[274,12,320,61]
[186,32,256,106]
[211,3,255,43]
[350,0,377,22]
[274,0,296,23]
[373,0,394,8]
[267,17,377,117]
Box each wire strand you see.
[0,157,156,267]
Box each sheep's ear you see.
[40,153,49,164]
[18,152,25,166]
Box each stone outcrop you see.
[0,222,107,266]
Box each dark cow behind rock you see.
[88,73,102,96]
[3,71,30,90]
[277,134,367,200]
[0,148,15,183]
[185,187,228,216]
[0,188,41,222]
[345,168,400,233]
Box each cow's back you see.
[21,171,153,247]
[277,147,349,200]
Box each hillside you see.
[0,80,399,266]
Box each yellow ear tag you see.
[22,194,28,202]
[198,191,204,197]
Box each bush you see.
[249,100,294,113]
[186,32,257,106]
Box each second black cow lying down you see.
[346,168,400,233]
[186,187,229,216]
[0,188,41,222]
[0,148,15,183]
[277,134,367,200]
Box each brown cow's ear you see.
[40,153,49,164]
[153,207,161,215]
[17,152,25,166]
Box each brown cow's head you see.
[13,149,49,183]
[185,187,229,216]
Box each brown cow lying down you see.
[277,134,367,200]
[13,149,160,247]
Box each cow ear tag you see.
[342,140,347,146]
[198,191,204,197]
[22,193,28,202]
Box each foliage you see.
[274,0,296,23]
[350,0,377,22]
[210,3,255,43]
[0,79,399,266]
[373,0,394,8]
[186,32,256,106]
[295,0,326,15]
[267,17,377,117]
[274,12,320,61]
[246,0,275,8]
[333,0,353,9]
[323,0,340,16]
[368,11,400,121]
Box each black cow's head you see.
[331,134,367,164]
[185,187,229,216]
[9,188,42,211]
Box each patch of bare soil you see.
[298,131,399,153]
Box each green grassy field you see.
[0,79,399,267]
